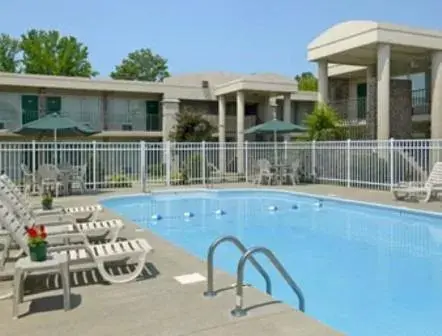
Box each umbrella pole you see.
[274,130,278,165]
[54,128,57,165]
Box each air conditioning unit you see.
[121,123,133,131]
[201,80,209,88]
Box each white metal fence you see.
[0,139,439,192]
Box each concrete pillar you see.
[376,44,391,140]
[317,60,328,103]
[431,51,442,139]
[283,93,292,141]
[236,91,245,174]
[218,95,226,173]
[366,65,376,117]
[161,98,180,141]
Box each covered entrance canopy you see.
[307,20,442,140]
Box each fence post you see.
[284,140,288,163]
[31,140,36,193]
[389,138,394,191]
[140,141,146,192]
[202,141,206,186]
[92,141,97,190]
[165,141,171,186]
[311,140,316,177]
[346,139,351,188]
[245,141,249,183]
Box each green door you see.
[357,83,367,119]
[146,101,160,131]
[21,95,39,124]
[46,96,62,114]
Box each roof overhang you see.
[214,77,298,96]
[308,21,442,71]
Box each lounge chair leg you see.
[96,253,147,284]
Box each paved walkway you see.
[1,183,439,335]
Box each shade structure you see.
[245,118,307,164]
[244,119,307,135]
[14,112,98,138]
[14,113,98,165]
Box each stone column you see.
[431,51,442,139]
[376,44,391,140]
[283,93,292,141]
[218,95,226,173]
[366,65,377,139]
[347,80,358,121]
[236,91,245,174]
[317,60,328,103]
[161,98,180,141]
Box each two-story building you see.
[0,71,316,143]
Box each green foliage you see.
[110,48,170,82]
[41,191,53,210]
[148,163,166,177]
[304,103,347,141]
[108,174,132,188]
[170,170,188,185]
[169,112,215,142]
[295,72,318,91]
[20,29,97,77]
[0,34,20,72]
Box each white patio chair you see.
[19,163,34,194]
[70,164,87,194]
[0,200,153,284]
[392,161,442,202]
[37,164,63,197]
[284,159,301,185]
[254,159,276,185]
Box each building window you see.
[146,101,160,131]
[121,123,133,131]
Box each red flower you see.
[39,225,46,234]
[27,227,38,238]
[41,232,47,240]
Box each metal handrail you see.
[231,246,305,317]
[203,235,272,297]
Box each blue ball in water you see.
[215,209,225,216]
[268,205,278,212]
[184,212,194,218]
[292,204,299,210]
[151,214,161,220]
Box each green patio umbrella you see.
[14,112,98,164]
[245,118,307,164]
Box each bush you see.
[148,163,165,177]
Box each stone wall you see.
[366,78,377,140]
[390,79,412,139]
[328,78,350,119]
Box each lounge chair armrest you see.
[35,214,76,226]
[48,244,87,253]
[47,232,85,243]
[0,229,10,237]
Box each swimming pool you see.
[102,189,442,336]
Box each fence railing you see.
[0,139,439,192]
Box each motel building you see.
[0,20,441,151]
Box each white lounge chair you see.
[0,200,153,284]
[0,174,102,221]
[0,180,124,242]
[254,159,276,185]
[392,162,442,202]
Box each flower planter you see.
[42,202,53,210]
[29,243,48,262]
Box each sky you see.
[1,0,441,79]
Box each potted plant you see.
[25,224,48,262]
[41,191,53,210]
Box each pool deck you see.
[1,183,440,335]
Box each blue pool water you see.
[102,189,442,335]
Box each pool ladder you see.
[203,235,305,317]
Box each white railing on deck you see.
[0,139,438,192]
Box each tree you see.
[20,29,97,77]
[169,112,215,142]
[295,72,318,91]
[0,34,21,73]
[110,48,170,82]
[304,103,346,140]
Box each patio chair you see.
[0,174,103,222]
[207,162,223,184]
[392,161,442,202]
[285,159,301,185]
[254,159,276,185]
[19,163,34,194]
[70,164,87,194]
[0,200,153,284]
[37,164,63,197]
